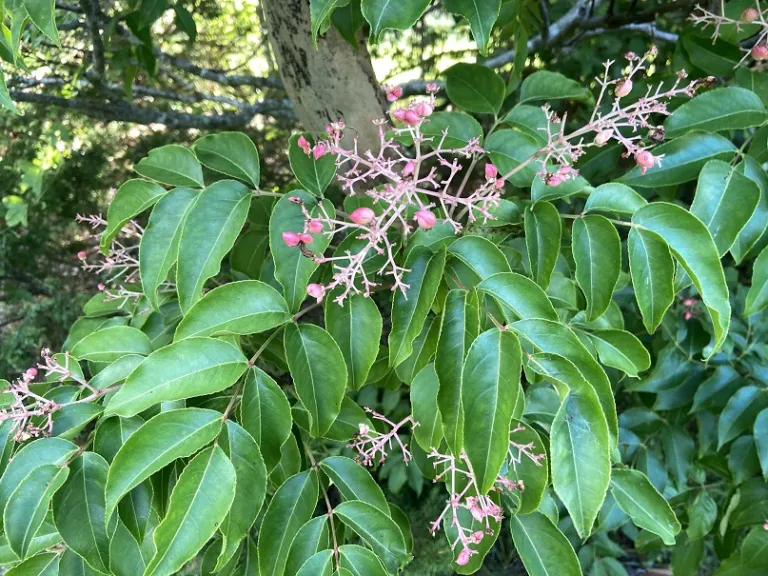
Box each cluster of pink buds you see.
[348,409,417,466]
[681,296,701,321]
[278,85,497,303]
[691,3,768,66]
[297,135,329,159]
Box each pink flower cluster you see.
[690,3,768,66]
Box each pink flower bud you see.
[98,283,105,291]
[402,160,416,177]
[392,108,407,121]
[25,368,38,379]
[635,150,657,170]
[307,219,323,234]
[485,163,498,180]
[77,250,87,260]
[404,109,420,126]
[456,549,472,566]
[313,143,328,160]
[684,311,692,321]
[350,207,375,225]
[743,7,760,22]
[470,531,484,544]
[416,102,433,117]
[307,283,325,302]
[752,44,768,60]
[615,78,633,98]
[282,231,301,247]
[594,129,613,147]
[494,178,505,189]
[299,233,314,244]
[547,175,564,187]
[386,86,403,102]
[426,82,439,94]
[297,135,311,154]
[415,209,437,230]
[763,520,768,531]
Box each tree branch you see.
[78,0,105,80]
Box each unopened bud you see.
[404,109,421,126]
[415,209,437,230]
[297,135,311,155]
[77,250,87,260]
[485,163,498,180]
[594,129,613,147]
[350,207,375,225]
[392,109,408,122]
[743,7,760,22]
[494,178,505,189]
[299,233,314,244]
[416,102,433,117]
[25,368,38,379]
[752,44,768,60]
[307,283,325,302]
[635,149,657,170]
[456,549,472,566]
[307,220,323,234]
[313,143,328,160]
[386,86,403,102]
[282,231,301,247]
[98,283,105,291]
[470,531,484,544]
[615,78,633,98]
[402,160,416,177]
[547,174,564,187]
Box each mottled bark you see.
[261,0,386,152]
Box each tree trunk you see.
[261,0,386,152]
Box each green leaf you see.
[620,132,736,187]
[216,421,267,570]
[288,134,336,196]
[503,105,547,144]
[444,63,505,115]
[231,229,269,279]
[443,0,500,55]
[2,194,26,226]
[572,215,621,321]
[5,552,60,576]
[436,289,479,454]
[531,174,590,203]
[139,187,199,310]
[477,272,558,323]
[584,183,647,217]
[519,70,592,105]
[105,408,223,522]
[588,330,651,378]
[718,385,768,449]
[524,202,561,290]
[745,245,768,316]
[4,465,68,560]
[716,527,768,576]
[105,338,247,417]
[447,235,511,287]
[320,456,389,513]
[665,87,766,138]
[22,0,58,44]
[504,420,548,514]
[239,367,292,473]
[463,328,523,493]
[755,408,768,479]
[691,160,760,256]
[633,202,730,356]
[389,246,446,367]
[193,132,260,188]
[144,445,236,576]
[331,0,364,47]
[284,323,347,437]
[53,453,113,573]
[285,517,330,576]
[508,512,581,576]
[325,294,382,390]
[100,179,167,252]
[339,544,388,576]
[609,468,680,545]
[269,190,335,312]
[310,0,349,44]
[661,426,695,490]
[94,415,144,464]
[108,519,149,576]
[0,68,18,114]
[627,227,675,334]
[410,363,443,451]
[134,145,204,188]
[681,34,740,76]
[485,129,543,187]
[334,500,409,573]
[176,180,252,313]
[419,111,484,149]
[258,470,319,576]
[71,325,152,363]
[550,387,611,538]
[175,280,290,340]
[361,0,430,42]
[173,4,196,41]
[733,156,768,263]
[687,491,718,541]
